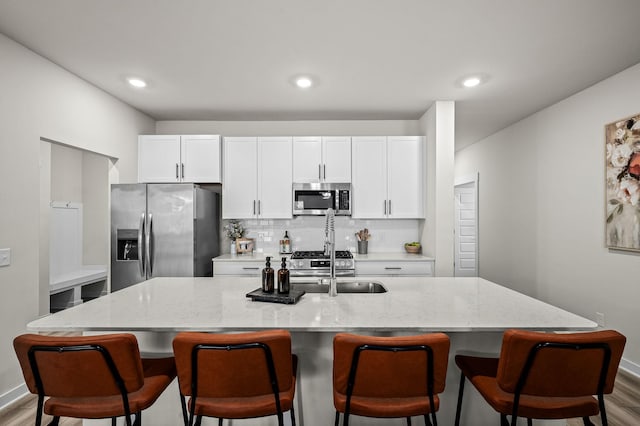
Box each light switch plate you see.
[0,248,10,267]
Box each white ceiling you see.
[1,0,640,150]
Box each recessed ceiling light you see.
[295,77,313,89]
[127,77,147,88]
[462,77,481,88]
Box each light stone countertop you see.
[351,252,434,261]
[28,276,595,333]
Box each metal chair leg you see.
[583,417,595,426]
[424,414,433,426]
[218,418,223,426]
[406,416,412,425]
[179,395,188,426]
[501,414,510,426]
[334,411,340,426]
[527,418,532,426]
[454,372,465,426]
[47,417,60,426]
[35,395,44,426]
[111,418,117,426]
[290,405,296,426]
[194,415,202,426]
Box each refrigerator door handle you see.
[138,213,145,276]
[146,213,153,277]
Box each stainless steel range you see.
[289,250,355,277]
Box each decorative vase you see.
[230,241,237,255]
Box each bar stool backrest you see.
[173,330,294,398]
[496,329,626,397]
[333,333,450,398]
[14,333,145,397]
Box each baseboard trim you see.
[0,383,28,412]
[620,357,640,379]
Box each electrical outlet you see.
[595,312,605,327]
[0,248,10,267]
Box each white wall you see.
[0,33,154,406]
[456,63,640,373]
[419,101,455,276]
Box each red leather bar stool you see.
[172,329,298,426]
[13,333,177,426]
[333,332,450,426]
[454,329,626,426]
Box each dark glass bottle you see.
[278,257,290,294]
[262,256,274,293]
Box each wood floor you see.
[1,369,638,425]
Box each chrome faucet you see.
[324,208,337,297]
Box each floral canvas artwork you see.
[606,113,640,251]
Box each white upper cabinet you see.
[138,135,221,183]
[352,136,387,218]
[293,136,351,182]
[387,136,424,218]
[223,136,292,219]
[352,136,424,219]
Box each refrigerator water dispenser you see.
[116,229,139,261]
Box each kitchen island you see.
[28,276,596,425]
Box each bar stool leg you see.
[334,411,340,426]
[454,372,465,426]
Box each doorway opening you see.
[39,139,114,314]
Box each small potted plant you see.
[404,241,422,254]
[224,220,245,254]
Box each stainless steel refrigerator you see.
[111,183,219,292]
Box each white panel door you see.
[455,181,478,277]
[222,137,258,219]
[258,137,292,218]
[292,136,322,182]
[352,136,387,218]
[387,136,423,218]
[180,135,221,183]
[322,136,351,182]
[138,135,181,182]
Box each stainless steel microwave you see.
[292,183,351,216]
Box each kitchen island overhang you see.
[27,277,597,426]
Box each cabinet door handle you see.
[383,200,387,215]
[253,200,256,215]
[318,164,322,180]
[242,267,260,270]
[258,200,261,215]
[176,163,179,180]
[323,164,326,180]
[384,267,402,270]
[388,199,391,215]
[181,163,185,179]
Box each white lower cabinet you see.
[213,260,262,276]
[355,260,434,276]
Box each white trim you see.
[620,356,640,379]
[0,383,28,412]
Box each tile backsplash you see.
[222,216,420,254]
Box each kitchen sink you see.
[291,280,387,294]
